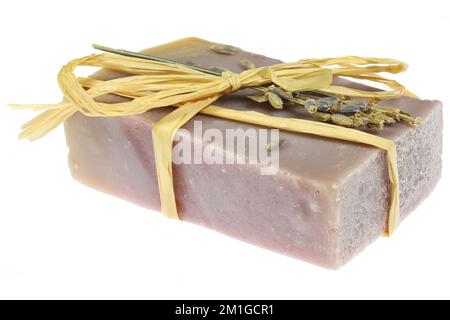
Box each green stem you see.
[92,44,224,76]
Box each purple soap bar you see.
[64,38,443,268]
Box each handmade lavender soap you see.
[64,38,442,268]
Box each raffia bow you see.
[12,47,414,235]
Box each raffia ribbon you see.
[12,51,414,236]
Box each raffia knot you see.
[222,71,242,93]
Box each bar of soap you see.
[64,38,443,268]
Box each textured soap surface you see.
[64,38,443,268]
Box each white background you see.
[0,0,448,300]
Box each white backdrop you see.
[0,0,448,299]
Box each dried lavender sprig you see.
[241,63,421,129]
